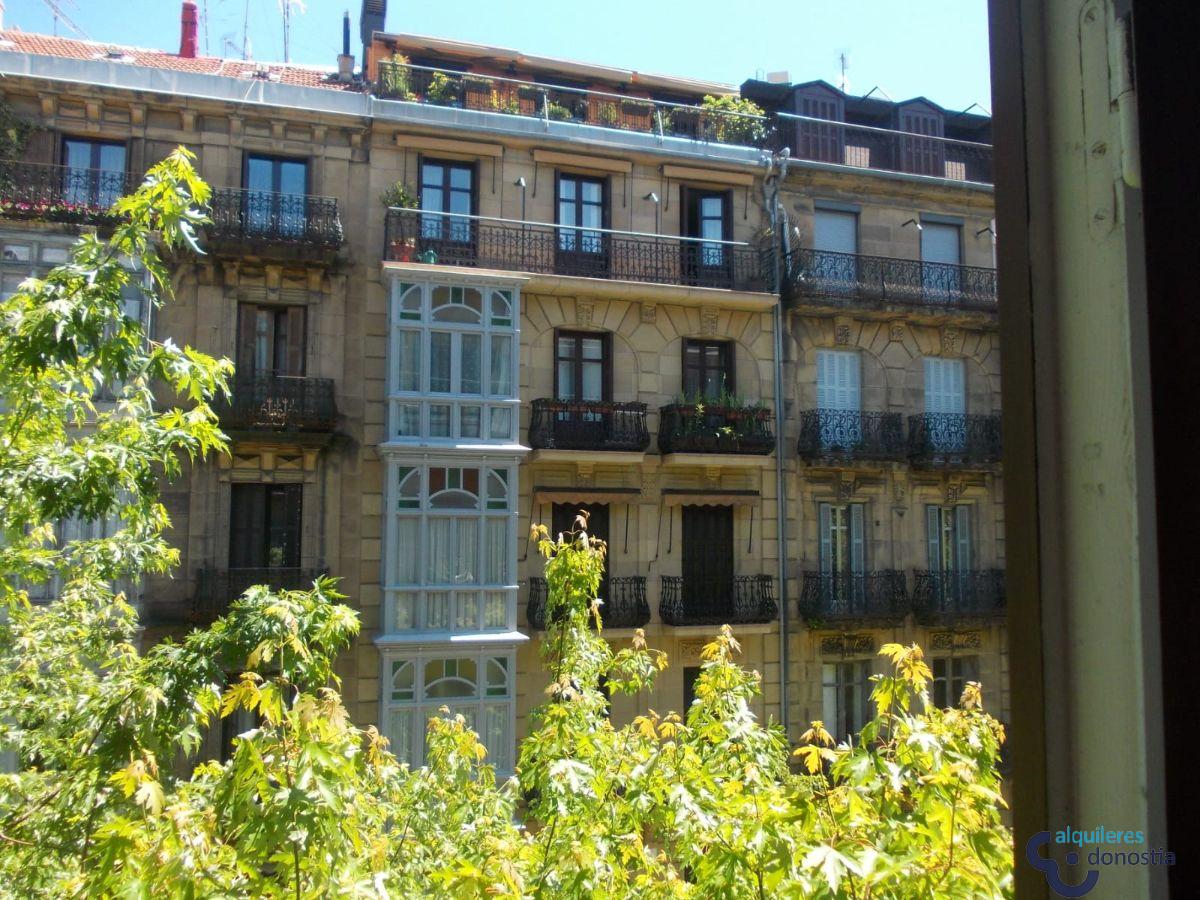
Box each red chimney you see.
[179,1,199,59]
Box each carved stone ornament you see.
[700,307,719,335]
[889,322,906,342]
[930,631,982,651]
[820,634,876,656]
[576,301,594,327]
[941,326,961,356]
[835,324,852,346]
[640,303,657,324]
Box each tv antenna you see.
[278,0,306,63]
[836,50,850,93]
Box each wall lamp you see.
[901,218,923,231]
[645,192,660,232]
[515,177,527,219]
[976,225,997,239]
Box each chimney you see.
[336,9,354,80]
[360,0,386,76]
[179,1,199,59]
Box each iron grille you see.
[912,569,1006,623]
[907,413,1003,467]
[0,159,137,223]
[528,399,650,452]
[798,571,910,622]
[657,404,774,455]
[796,410,906,461]
[207,187,343,249]
[659,574,777,626]
[217,375,337,432]
[526,576,651,630]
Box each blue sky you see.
[3,0,992,112]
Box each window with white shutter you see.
[813,209,858,290]
[920,222,962,301]
[817,350,862,449]
[924,357,966,451]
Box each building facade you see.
[0,0,1005,769]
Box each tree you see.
[0,156,1011,896]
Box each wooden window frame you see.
[552,329,613,402]
[236,303,306,377]
[682,338,735,400]
[418,156,479,243]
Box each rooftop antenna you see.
[242,0,250,60]
[278,0,306,64]
[201,0,210,55]
[836,50,850,93]
[40,0,90,39]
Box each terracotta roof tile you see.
[0,29,358,92]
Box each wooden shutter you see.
[236,304,259,376]
[816,350,832,409]
[229,484,267,569]
[898,103,945,176]
[926,505,942,571]
[954,505,972,572]
[813,209,858,254]
[921,222,962,266]
[284,306,306,376]
[817,350,859,411]
[795,86,845,163]
[722,341,736,396]
[281,484,303,568]
[850,504,865,575]
[924,358,965,414]
[602,332,613,402]
[819,503,833,574]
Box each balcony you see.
[912,569,1006,624]
[528,399,650,452]
[217,375,337,434]
[526,576,650,630]
[782,248,997,312]
[907,413,1002,468]
[796,410,906,463]
[206,187,342,259]
[772,113,992,183]
[659,575,778,626]
[0,159,137,225]
[383,208,772,293]
[798,571,910,623]
[657,403,774,456]
[375,61,769,148]
[192,566,327,624]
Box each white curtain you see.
[491,335,512,396]
[484,519,507,584]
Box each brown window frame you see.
[682,338,735,401]
[418,156,478,243]
[553,329,613,402]
[236,303,306,378]
[228,482,303,570]
[555,172,611,249]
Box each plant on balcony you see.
[377,52,413,99]
[0,101,34,160]
[669,389,772,451]
[546,100,576,121]
[425,71,462,105]
[381,182,420,261]
[697,94,768,145]
[596,101,620,126]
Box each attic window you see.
[99,46,132,62]
[249,66,280,82]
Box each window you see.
[930,656,980,709]
[386,463,515,633]
[61,138,126,209]
[555,331,611,402]
[683,666,702,716]
[389,281,518,442]
[923,357,966,450]
[236,304,305,377]
[229,484,302,570]
[927,505,972,573]
[383,652,514,771]
[556,173,607,258]
[244,155,309,237]
[816,349,861,447]
[818,503,865,578]
[681,188,731,284]
[682,339,733,401]
[822,660,874,741]
[420,160,474,243]
[920,221,962,300]
[813,208,859,290]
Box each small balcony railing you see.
[912,569,1006,623]
[772,112,993,183]
[907,413,1002,467]
[384,208,772,293]
[657,403,774,455]
[659,574,777,626]
[0,159,137,224]
[528,399,650,452]
[375,61,770,147]
[207,187,343,250]
[798,571,910,622]
[796,410,906,462]
[526,576,650,630]
[783,247,997,312]
[193,566,326,623]
[217,375,337,433]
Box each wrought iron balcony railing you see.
[527,576,651,630]
[383,208,772,293]
[217,374,337,433]
[193,566,327,624]
[912,569,1006,623]
[528,399,650,452]
[375,61,770,147]
[0,159,137,224]
[207,187,343,250]
[772,113,992,183]
[659,575,777,626]
[782,247,997,312]
[798,571,910,622]
[907,413,1002,467]
[657,403,774,455]
[796,410,906,462]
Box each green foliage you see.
[0,101,34,160]
[426,71,462,105]
[380,180,419,209]
[379,53,413,99]
[0,158,1010,896]
[546,101,576,122]
[695,94,768,145]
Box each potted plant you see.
[596,102,619,127]
[378,52,413,100]
[546,101,575,122]
[380,182,419,261]
[425,71,462,106]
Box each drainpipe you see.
[763,148,791,739]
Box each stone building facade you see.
[0,1,1005,770]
